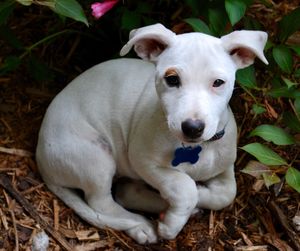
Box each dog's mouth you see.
[183,137,201,143]
[179,135,204,144]
[180,127,226,144]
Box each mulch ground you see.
[0,1,300,250]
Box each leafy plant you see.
[16,0,88,25]
[0,0,89,80]
[239,5,300,193]
[0,0,169,78]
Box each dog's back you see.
[37,58,156,182]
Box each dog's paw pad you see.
[158,222,179,240]
[127,223,157,244]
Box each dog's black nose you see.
[181,119,205,139]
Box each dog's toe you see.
[158,222,179,240]
[126,222,157,244]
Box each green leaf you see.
[252,104,266,115]
[249,124,296,145]
[16,0,32,6]
[283,112,300,133]
[242,0,254,6]
[121,10,141,30]
[278,7,300,42]
[268,86,300,99]
[271,75,283,88]
[262,173,281,188]
[225,0,247,26]
[290,45,300,56]
[52,0,88,26]
[285,167,300,193]
[243,16,262,31]
[241,160,270,178]
[295,69,300,78]
[0,0,15,24]
[240,143,287,166]
[184,18,212,35]
[208,9,228,36]
[184,0,200,15]
[0,56,21,75]
[236,65,257,89]
[272,45,293,74]
[282,77,298,89]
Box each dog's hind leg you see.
[47,183,157,244]
[114,179,169,213]
[40,136,157,244]
[82,149,158,244]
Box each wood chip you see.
[234,245,268,251]
[252,179,264,192]
[0,146,32,157]
[209,210,214,237]
[0,207,8,230]
[240,232,253,246]
[9,200,19,251]
[59,226,77,239]
[21,183,44,195]
[75,230,100,241]
[75,240,108,251]
[53,199,60,231]
[263,233,293,251]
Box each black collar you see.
[207,128,225,142]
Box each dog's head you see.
[121,24,268,143]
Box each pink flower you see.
[91,0,119,19]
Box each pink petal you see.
[91,0,118,19]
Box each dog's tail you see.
[47,184,144,230]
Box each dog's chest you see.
[170,144,226,181]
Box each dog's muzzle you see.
[181,119,205,141]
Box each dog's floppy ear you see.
[120,23,176,61]
[221,30,268,69]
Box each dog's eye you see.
[165,75,181,88]
[213,79,225,87]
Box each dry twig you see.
[269,200,300,250]
[0,147,32,157]
[0,174,74,251]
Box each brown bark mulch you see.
[0,1,299,250]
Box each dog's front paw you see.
[158,221,180,240]
[126,222,157,244]
[158,210,191,240]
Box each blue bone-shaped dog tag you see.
[171,145,202,167]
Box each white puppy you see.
[36,24,268,244]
